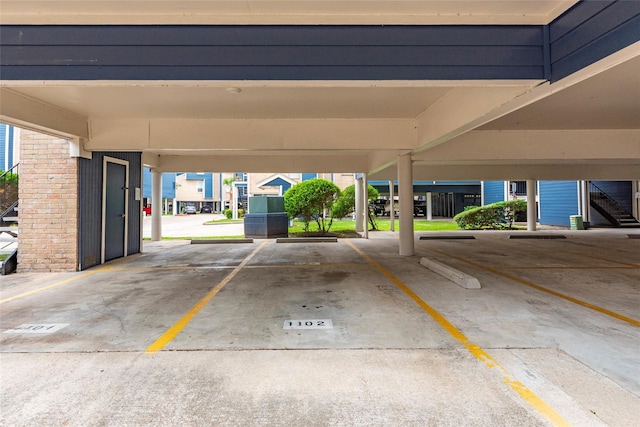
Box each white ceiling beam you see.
[414,85,536,153]
[412,130,640,162]
[86,118,416,152]
[370,163,640,181]
[155,154,369,173]
[0,88,89,139]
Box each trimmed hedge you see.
[454,199,527,229]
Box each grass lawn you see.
[203,219,244,225]
[288,217,460,236]
[144,217,461,240]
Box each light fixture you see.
[227,87,241,94]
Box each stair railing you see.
[0,163,19,220]
[589,182,634,225]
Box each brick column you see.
[18,131,79,272]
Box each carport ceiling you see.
[6,84,454,120]
[0,1,578,25]
[1,0,638,179]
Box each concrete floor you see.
[1,230,638,426]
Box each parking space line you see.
[422,246,640,327]
[0,254,158,304]
[500,266,637,270]
[145,240,268,354]
[579,253,640,268]
[345,240,571,427]
[0,268,109,304]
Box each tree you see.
[222,176,235,208]
[331,184,380,230]
[284,178,341,233]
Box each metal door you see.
[103,158,128,262]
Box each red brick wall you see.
[18,131,78,272]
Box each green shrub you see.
[284,178,341,233]
[454,199,527,229]
[223,209,233,219]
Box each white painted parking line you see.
[3,323,70,334]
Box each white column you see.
[232,185,239,219]
[389,180,395,232]
[398,154,414,256]
[634,180,640,220]
[526,179,537,232]
[355,175,363,232]
[426,192,433,221]
[362,173,369,239]
[581,181,591,225]
[151,170,162,241]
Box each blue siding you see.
[263,177,292,193]
[0,124,17,171]
[539,181,579,227]
[0,125,6,171]
[185,172,213,198]
[483,181,505,204]
[550,1,640,81]
[7,126,13,169]
[301,173,317,181]
[204,173,213,199]
[142,169,176,199]
[0,25,546,80]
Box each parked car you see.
[184,205,197,214]
[200,205,213,213]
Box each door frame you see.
[101,156,130,264]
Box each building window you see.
[197,181,204,193]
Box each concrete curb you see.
[276,237,338,243]
[508,234,566,239]
[420,257,481,289]
[191,239,254,244]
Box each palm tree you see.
[223,176,235,209]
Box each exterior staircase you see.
[590,182,640,228]
[0,164,19,274]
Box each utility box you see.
[244,213,289,238]
[570,215,584,230]
[248,196,285,214]
[245,196,288,238]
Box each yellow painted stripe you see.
[501,266,637,270]
[146,240,268,354]
[579,253,640,268]
[0,254,143,304]
[425,247,640,327]
[0,267,110,304]
[345,240,571,427]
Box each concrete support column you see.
[389,180,395,232]
[398,153,414,256]
[151,170,162,241]
[580,181,591,225]
[634,180,640,220]
[526,179,537,232]
[232,185,238,219]
[172,198,177,216]
[362,173,369,239]
[355,175,364,232]
[426,192,433,221]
